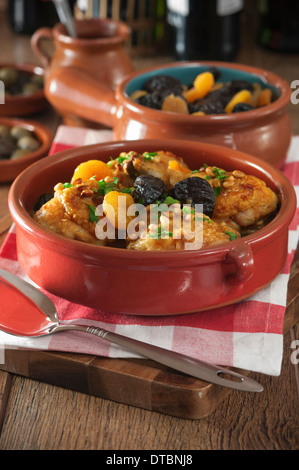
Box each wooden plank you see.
[0,349,237,419]
[0,371,13,435]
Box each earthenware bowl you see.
[0,117,52,182]
[0,62,47,117]
[8,139,296,316]
[39,60,292,167]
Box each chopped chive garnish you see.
[86,204,99,223]
[214,186,222,197]
[150,226,173,239]
[213,167,227,180]
[143,152,157,161]
[63,183,73,188]
[225,231,238,241]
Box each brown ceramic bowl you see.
[43,61,292,168]
[0,117,52,182]
[8,139,296,316]
[0,62,48,117]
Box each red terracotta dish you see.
[8,139,296,316]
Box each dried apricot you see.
[225,89,252,113]
[71,160,113,183]
[103,191,135,230]
[161,94,189,114]
[184,71,214,102]
[168,160,190,173]
[257,88,272,107]
[130,90,148,101]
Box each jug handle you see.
[31,27,54,69]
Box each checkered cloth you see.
[0,126,298,376]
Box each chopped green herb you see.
[214,186,222,197]
[205,175,212,180]
[182,206,195,215]
[225,231,238,241]
[119,187,134,194]
[86,204,99,223]
[96,178,119,195]
[150,226,173,239]
[63,183,73,188]
[213,167,227,180]
[143,152,157,161]
[191,169,200,174]
[194,215,211,223]
[163,196,180,205]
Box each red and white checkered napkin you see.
[0,126,298,376]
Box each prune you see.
[34,193,54,212]
[169,177,215,218]
[232,102,254,113]
[135,91,163,110]
[230,80,254,93]
[133,175,166,206]
[206,67,221,81]
[189,100,224,114]
[143,75,183,95]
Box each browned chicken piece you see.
[34,179,106,244]
[110,150,190,186]
[127,207,240,251]
[192,166,279,228]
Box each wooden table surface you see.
[0,7,298,450]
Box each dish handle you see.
[224,243,254,290]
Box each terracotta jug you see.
[31,18,135,128]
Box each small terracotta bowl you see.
[0,117,52,182]
[45,61,291,168]
[0,62,48,117]
[8,139,296,316]
[115,62,292,169]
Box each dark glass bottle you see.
[258,0,299,53]
[166,0,243,61]
[8,0,76,35]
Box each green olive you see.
[30,73,44,88]
[18,135,40,151]
[10,126,32,140]
[22,82,40,96]
[0,124,11,136]
[0,67,18,87]
[10,149,31,160]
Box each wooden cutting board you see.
[0,179,298,419]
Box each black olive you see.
[232,102,254,113]
[34,193,54,212]
[133,175,166,206]
[143,75,183,95]
[169,177,215,218]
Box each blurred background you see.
[2,0,299,59]
[0,0,298,134]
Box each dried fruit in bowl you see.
[131,67,276,116]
